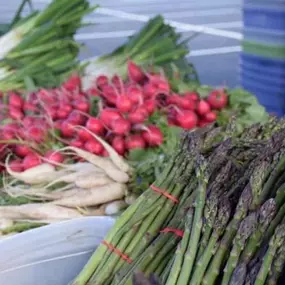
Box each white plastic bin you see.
[0,217,115,285]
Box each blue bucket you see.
[243,3,285,31]
[240,53,285,77]
[243,27,285,46]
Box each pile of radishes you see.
[0,61,228,174]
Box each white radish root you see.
[53,183,127,208]
[41,166,102,190]
[0,219,13,230]
[75,173,113,189]
[75,126,130,173]
[5,160,57,184]
[0,203,83,221]
[102,200,127,215]
[59,146,129,183]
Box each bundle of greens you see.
[0,0,96,91]
[83,15,199,88]
[72,116,285,285]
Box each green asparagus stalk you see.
[176,156,209,285]
[254,224,285,285]
[240,199,276,263]
[165,208,194,285]
[267,244,285,285]
[202,183,253,285]
[221,212,258,285]
[190,197,231,285]
[229,263,247,285]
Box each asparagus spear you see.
[221,212,259,285]
[176,155,209,285]
[190,197,231,285]
[202,183,253,285]
[165,208,194,285]
[229,263,247,285]
[254,223,285,285]
[240,199,276,263]
[267,244,285,285]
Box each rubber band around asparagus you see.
[150,184,179,203]
[102,240,133,264]
[160,228,184,237]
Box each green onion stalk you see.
[0,0,97,92]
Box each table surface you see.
[1,0,242,88]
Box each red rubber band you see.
[160,228,184,237]
[150,184,179,203]
[102,241,133,264]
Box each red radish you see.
[88,88,99,97]
[111,75,122,90]
[9,106,24,120]
[45,105,58,120]
[9,159,23,172]
[61,104,72,113]
[15,145,32,157]
[63,75,81,91]
[101,85,117,105]
[166,95,180,105]
[1,129,15,140]
[207,89,228,109]
[127,86,143,104]
[168,118,177,126]
[144,99,156,114]
[100,109,122,127]
[156,80,170,94]
[53,120,63,130]
[112,136,125,155]
[56,109,69,119]
[60,120,76,137]
[68,110,86,125]
[111,118,131,135]
[102,149,109,157]
[77,128,94,141]
[128,107,148,124]
[44,150,64,165]
[96,75,109,89]
[27,126,46,143]
[197,100,211,116]
[22,116,35,128]
[73,99,90,113]
[184,92,199,102]
[86,117,105,135]
[142,125,163,146]
[69,139,84,148]
[9,93,24,108]
[143,83,157,99]
[177,97,195,110]
[204,111,217,122]
[23,153,41,170]
[125,134,146,150]
[127,60,145,83]
[84,139,103,155]
[23,101,37,112]
[116,95,132,112]
[176,110,198,129]
[198,120,210,128]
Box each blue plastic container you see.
[243,27,285,46]
[241,0,285,115]
[243,3,285,31]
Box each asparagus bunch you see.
[72,116,285,285]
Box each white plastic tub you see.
[0,217,115,285]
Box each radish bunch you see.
[0,61,229,174]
